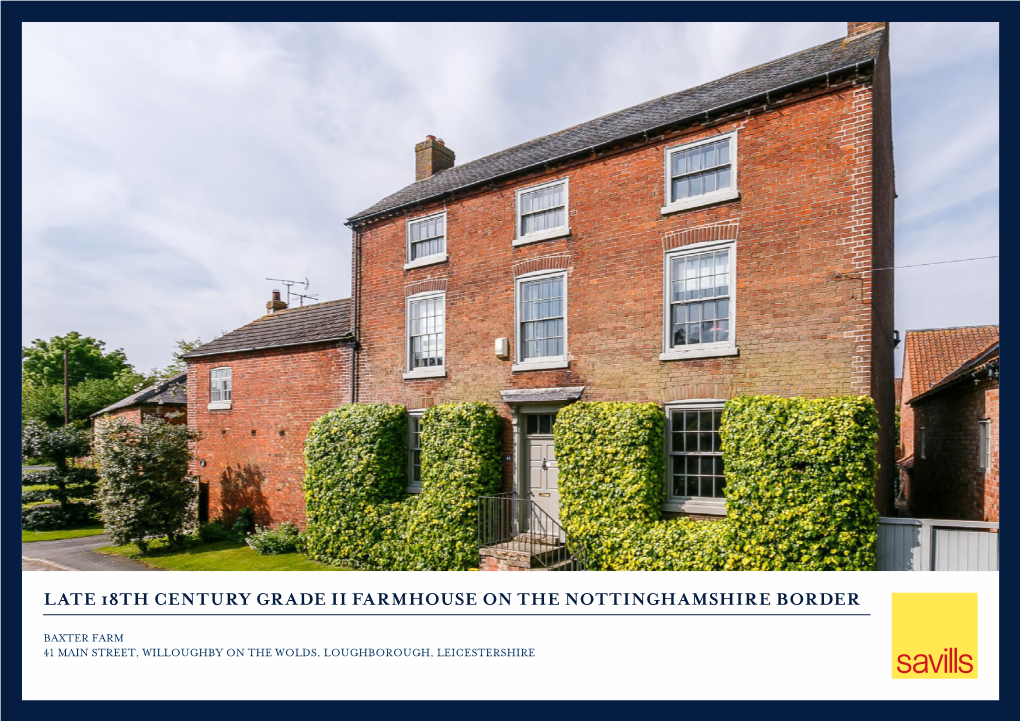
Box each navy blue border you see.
[5,4,1005,716]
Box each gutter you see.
[182,335,353,360]
[345,57,874,228]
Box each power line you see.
[872,255,999,272]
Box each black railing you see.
[478,493,588,571]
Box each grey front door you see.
[524,413,559,526]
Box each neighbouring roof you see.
[500,386,586,404]
[903,325,999,399]
[183,299,352,359]
[347,29,885,225]
[909,341,999,406]
[91,371,187,417]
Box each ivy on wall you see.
[555,396,879,571]
[303,402,502,570]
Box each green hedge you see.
[556,396,878,571]
[303,402,502,570]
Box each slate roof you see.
[903,325,999,399]
[92,371,188,417]
[347,29,885,225]
[909,341,999,405]
[500,386,586,404]
[183,299,352,359]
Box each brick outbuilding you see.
[345,22,897,523]
[183,295,353,527]
[91,371,188,439]
[906,341,999,522]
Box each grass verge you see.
[97,539,347,571]
[22,525,106,543]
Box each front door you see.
[524,412,559,526]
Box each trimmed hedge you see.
[304,402,502,570]
[555,396,878,571]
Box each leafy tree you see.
[96,416,199,552]
[21,421,97,511]
[22,371,146,427]
[22,331,134,387]
[148,338,203,384]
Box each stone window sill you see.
[662,499,727,516]
[511,359,569,372]
[660,344,738,362]
[207,401,232,410]
[661,189,740,215]
[402,368,447,380]
[403,253,448,271]
[512,228,570,247]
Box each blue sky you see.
[22,22,999,375]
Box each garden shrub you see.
[95,416,199,551]
[555,396,878,571]
[231,507,256,540]
[197,519,234,543]
[20,422,98,527]
[247,522,305,555]
[303,402,502,570]
[21,502,99,531]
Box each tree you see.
[148,338,204,384]
[21,421,97,511]
[96,416,199,551]
[22,371,146,427]
[22,331,133,387]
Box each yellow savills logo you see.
[892,593,977,679]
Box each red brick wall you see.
[187,343,351,528]
[908,378,999,522]
[351,65,895,501]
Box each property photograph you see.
[21,21,999,572]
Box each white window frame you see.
[513,178,570,246]
[979,419,991,472]
[403,290,447,380]
[407,410,424,493]
[661,239,738,361]
[513,269,569,372]
[663,399,727,515]
[661,131,739,215]
[404,210,448,270]
[208,367,232,410]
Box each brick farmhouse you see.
[898,327,999,522]
[344,21,897,524]
[183,295,352,526]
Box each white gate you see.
[877,517,999,571]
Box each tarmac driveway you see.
[21,535,163,572]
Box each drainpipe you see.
[349,227,360,404]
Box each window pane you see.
[672,177,689,201]
[717,138,730,164]
[689,174,702,196]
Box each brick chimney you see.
[266,289,287,314]
[847,22,886,38]
[414,135,455,181]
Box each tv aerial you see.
[265,277,319,306]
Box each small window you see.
[514,179,568,244]
[662,132,738,214]
[405,292,445,378]
[662,241,736,360]
[406,212,446,267]
[525,413,557,435]
[408,412,423,492]
[209,367,231,408]
[979,420,991,472]
[514,271,567,370]
[920,428,927,460]
[665,402,726,514]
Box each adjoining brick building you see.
[91,371,188,438]
[901,335,999,522]
[345,22,898,524]
[183,294,352,527]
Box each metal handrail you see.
[478,493,589,571]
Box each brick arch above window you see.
[512,254,571,278]
[662,220,739,252]
[404,278,447,298]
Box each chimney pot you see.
[267,289,288,314]
[414,135,455,181]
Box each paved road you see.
[21,535,163,572]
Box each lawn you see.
[22,525,106,543]
[97,539,347,571]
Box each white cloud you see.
[22,22,998,377]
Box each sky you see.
[22,22,999,376]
